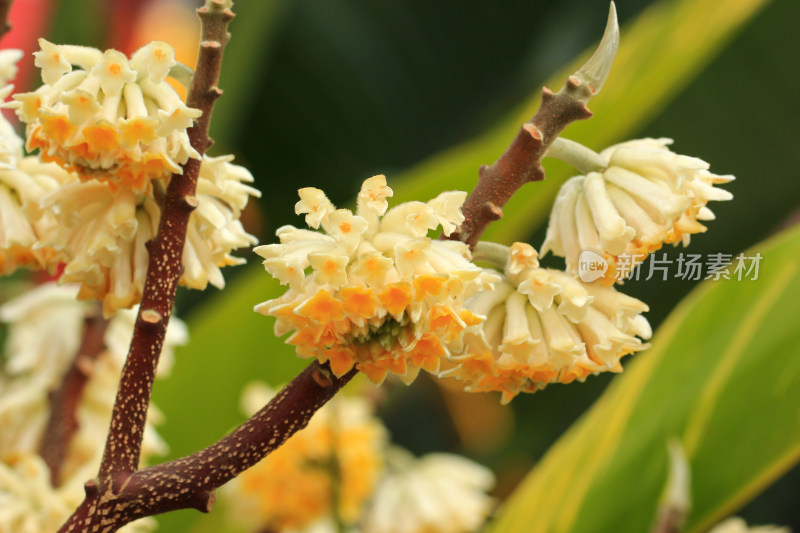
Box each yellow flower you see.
[224,383,387,532]
[255,176,498,384]
[10,39,201,192]
[36,155,258,316]
[443,242,651,403]
[542,138,733,283]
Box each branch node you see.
[566,75,581,90]
[183,195,199,209]
[522,123,542,141]
[197,491,216,513]
[141,309,163,324]
[84,479,100,497]
[312,366,334,388]
[201,41,222,51]
[482,202,503,221]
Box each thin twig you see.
[58,363,355,532]
[447,83,592,247]
[39,312,107,486]
[448,3,619,247]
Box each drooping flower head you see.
[223,383,387,532]
[35,154,259,316]
[10,39,201,192]
[443,242,651,403]
[542,138,733,283]
[255,175,499,384]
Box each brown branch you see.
[448,79,593,247]
[57,362,356,532]
[447,3,618,248]
[96,1,233,492]
[39,312,107,486]
[0,0,12,42]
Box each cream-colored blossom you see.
[255,176,498,384]
[707,517,790,533]
[0,284,88,455]
[542,138,733,283]
[0,284,186,532]
[10,39,201,191]
[224,383,386,532]
[0,50,62,275]
[0,453,156,533]
[35,154,258,315]
[0,49,23,86]
[0,284,87,384]
[444,242,651,403]
[363,447,495,533]
[0,453,77,533]
[0,157,64,275]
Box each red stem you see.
[39,312,107,486]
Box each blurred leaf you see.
[486,224,800,533]
[392,0,770,245]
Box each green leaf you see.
[485,225,800,533]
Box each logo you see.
[578,250,608,282]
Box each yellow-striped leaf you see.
[486,224,800,533]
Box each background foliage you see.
[11,0,800,531]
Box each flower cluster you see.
[11,39,200,192]
[0,283,186,533]
[224,383,387,532]
[223,383,495,533]
[443,242,651,403]
[542,138,733,282]
[255,176,499,384]
[364,448,495,533]
[0,43,259,315]
[36,153,259,315]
